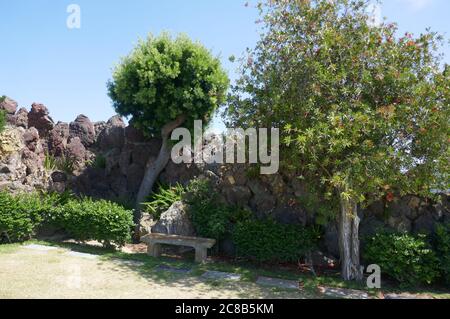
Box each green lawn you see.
[0,240,448,299]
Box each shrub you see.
[142,183,185,220]
[0,192,53,242]
[364,232,440,286]
[52,198,133,247]
[433,223,450,285]
[44,153,75,175]
[0,192,42,241]
[233,219,319,263]
[185,179,233,241]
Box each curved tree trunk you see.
[133,115,186,240]
[338,191,363,281]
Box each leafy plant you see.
[233,219,319,263]
[433,223,450,285]
[44,153,75,175]
[0,110,6,133]
[0,192,42,241]
[185,179,232,241]
[51,197,134,247]
[364,232,440,286]
[142,183,185,220]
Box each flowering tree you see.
[227,0,450,280]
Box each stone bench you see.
[141,233,216,263]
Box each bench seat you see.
[141,233,216,263]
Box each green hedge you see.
[233,220,319,263]
[0,192,44,241]
[0,192,133,247]
[51,198,133,246]
[364,232,440,286]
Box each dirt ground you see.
[0,246,312,299]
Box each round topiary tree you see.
[108,33,229,229]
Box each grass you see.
[1,240,449,299]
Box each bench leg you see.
[195,248,208,263]
[147,243,162,258]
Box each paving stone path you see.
[65,251,100,259]
[201,270,242,281]
[23,244,58,251]
[318,286,369,299]
[256,276,299,290]
[155,265,192,274]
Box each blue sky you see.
[1,0,449,125]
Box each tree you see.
[108,33,229,230]
[226,0,450,280]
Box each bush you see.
[0,192,42,242]
[185,179,235,241]
[0,191,133,247]
[233,220,319,263]
[364,232,440,286]
[52,198,133,247]
[0,191,63,242]
[142,183,185,220]
[433,223,450,285]
[0,109,6,133]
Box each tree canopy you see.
[227,0,450,210]
[108,33,229,137]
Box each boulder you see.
[48,122,70,156]
[66,137,86,164]
[97,115,125,150]
[51,171,67,183]
[28,103,54,137]
[69,115,96,146]
[0,96,18,114]
[14,108,28,128]
[224,186,252,207]
[151,201,196,237]
[23,127,40,152]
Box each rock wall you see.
[1,97,449,257]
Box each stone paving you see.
[23,244,58,251]
[201,270,242,281]
[256,276,299,290]
[155,265,192,274]
[65,251,100,259]
[318,286,369,299]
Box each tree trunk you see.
[338,192,363,281]
[133,115,186,240]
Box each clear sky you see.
[1,0,449,125]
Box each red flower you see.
[386,192,395,202]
